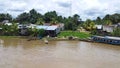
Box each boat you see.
[44,39,48,44]
[91,36,120,45]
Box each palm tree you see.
[36,18,44,25]
[51,18,58,25]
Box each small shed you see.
[46,26,60,37]
[95,25,102,30]
[102,25,117,32]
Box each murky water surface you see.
[0,38,120,68]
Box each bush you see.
[28,28,45,37]
[38,29,45,37]
[91,30,97,35]
[112,27,120,37]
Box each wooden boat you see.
[91,36,120,45]
[44,39,48,44]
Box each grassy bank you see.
[0,31,91,40]
[58,31,91,39]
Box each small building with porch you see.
[36,25,60,37]
[46,26,60,37]
[102,25,116,32]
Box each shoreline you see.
[0,36,92,42]
[0,36,119,45]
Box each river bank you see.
[1,36,119,46]
[0,36,90,41]
[0,31,91,41]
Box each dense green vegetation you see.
[83,19,96,31]
[58,31,91,39]
[28,28,45,37]
[0,13,12,22]
[0,9,82,31]
[0,23,18,36]
[112,27,120,37]
[95,14,120,25]
[0,9,120,26]
[0,24,45,37]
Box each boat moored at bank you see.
[91,36,120,45]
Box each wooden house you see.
[46,26,60,37]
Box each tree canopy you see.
[1,9,120,31]
[0,13,12,22]
[95,13,120,25]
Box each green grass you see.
[58,31,91,39]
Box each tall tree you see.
[95,17,102,24]
[36,18,44,25]
[16,12,29,24]
[83,19,95,31]
[64,16,77,30]
[29,9,42,24]
[103,14,111,20]
[73,14,81,25]
[111,13,120,24]
[57,16,63,23]
[103,20,112,25]
[0,13,12,22]
[43,11,58,23]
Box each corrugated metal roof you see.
[46,26,58,30]
[36,26,49,30]
[93,36,120,40]
[36,25,58,30]
[105,36,120,40]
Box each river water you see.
[0,38,120,68]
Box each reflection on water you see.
[0,38,120,68]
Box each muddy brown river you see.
[0,38,120,68]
